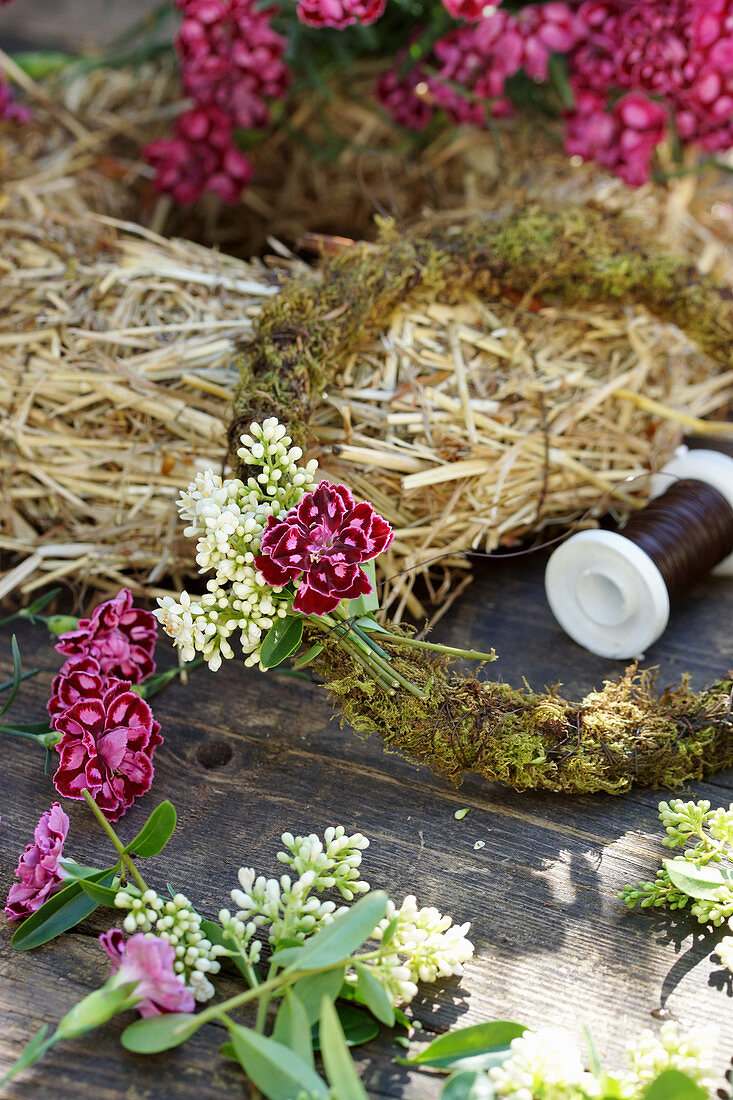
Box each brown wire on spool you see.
[620,478,733,600]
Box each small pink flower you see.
[374,65,435,131]
[55,588,157,684]
[296,0,386,30]
[145,107,253,204]
[441,0,485,22]
[100,930,195,1017]
[256,482,393,616]
[0,78,31,123]
[47,656,105,719]
[4,803,70,922]
[517,3,584,82]
[53,681,163,821]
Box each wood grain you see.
[1,553,732,1098]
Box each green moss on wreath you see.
[230,204,733,469]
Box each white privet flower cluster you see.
[624,1020,718,1094]
[354,894,474,1008]
[114,888,226,1003]
[490,1027,601,1100]
[218,827,474,1011]
[155,419,318,671]
[716,924,733,972]
[487,1021,719,1100]
[220,827,370,966]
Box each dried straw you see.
[0,190,298,604]
[311,289,733,621]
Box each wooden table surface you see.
[1,552,732,1098]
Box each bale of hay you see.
[0,187,299,605]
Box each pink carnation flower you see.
[55,588,157,684]
[100,930,195,1017]
[374,65,435,131]
[53,680,163,821]
[4,803,70,921]
[296,0,386,30]
[565,90,667,185]
[517,2,584,82]
[47,656,105,719]
[144,106,253,204]
[256,482,393,616]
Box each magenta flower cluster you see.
[4,803,70,922]
[376,0,733,186]
[50,589,163,823]
[256,481,393,615]
[145,0,290,204]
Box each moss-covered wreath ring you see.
[225,204,733,795]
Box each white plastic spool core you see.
[544,447,733,659]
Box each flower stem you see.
[359,625,496,663]
[81,789,148,894]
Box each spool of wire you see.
[544,447,733,659]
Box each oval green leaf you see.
[77,878,121,906]
[663,859,730,901]
[441,1070,496,1100]
[354,962,394,1027]
[273,989,314,1068]
[123,801,177,858]
[260,616,304,669]
[291,891,387,972]
[319,996,369,1100]
[120,1013,201,1054]
[225,1021,329,1100]
[292,967,345,1024]
[401,1021,526,1072]
[313,1005,379,1051]
[293,643,324,670]
[642,1070,707,1100]
[11,867,117,951]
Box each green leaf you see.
[441,1070,496,1100]
[225,1020,329,1100]
[313,1005,379,1051]
[454,808,470,821]
[293,642,324,669]
[0,1024,53,1086]
[77,878,121,906]
[354,963,394,1026]
[289,891,388,972]
[0,637,23,718]
[663,858,732,901]
[354,615,389,635]
[292,967,345,1024]
[123,801,177,858]
[400,1021,527,1072]
[273,989,314,1068]
[379,915,399,949]
[59,859,107,879]
[120,1013,201,1053]
[270,945,304,969]
[348,560,379,617]
[11,868,117,950]
[642,1069,708,1100]
[11,52,74,79]
[260,616,305,669]
[319,996,369,1100]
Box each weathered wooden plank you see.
[1,552,732,1097]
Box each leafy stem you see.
[81,789,148,894]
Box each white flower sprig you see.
[156,419,318,671]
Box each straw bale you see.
[0,188,299,604]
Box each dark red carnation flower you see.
[296,0,386,30]
[47,656,105,718]
[255,482,393,616]
[53,680,163,821]
[55,587,157,684]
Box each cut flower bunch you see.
[159,419,733,796]
[3,799,721,1099]
[2,803,475,1096]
